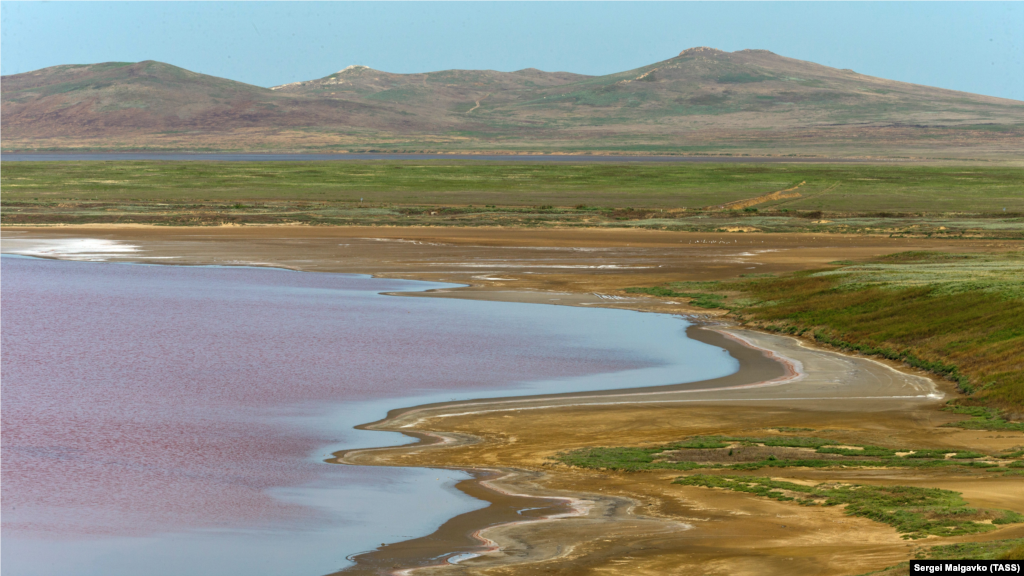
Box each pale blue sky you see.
[2,2,1021,100]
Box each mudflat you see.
[3,226,1019,307]
[330,325,958,575]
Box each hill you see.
[0,61,439,139]
[3,48,1023,158]
[271,64,588,107]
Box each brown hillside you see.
[271,64,588,109]
[0,61,438,139]
[3,49,1022,157]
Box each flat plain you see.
[3,161,1023,241]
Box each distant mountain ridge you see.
[269,63,589,106]
[3,48,1022,158]
[1,60,415,136]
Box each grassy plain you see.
[4,161,1022,209]
[4,161,1023,238]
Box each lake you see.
[1,256,738,576]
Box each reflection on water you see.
[1,256,737,576]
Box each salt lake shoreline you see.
[328,293,953,575]
[329,323,802,574]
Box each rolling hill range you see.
[3,48,1023,158]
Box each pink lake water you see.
[1,256,737,576]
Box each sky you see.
[2,2,1021,101]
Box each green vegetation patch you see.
[736,253,1024,410]
[813,251,1024,300]
[624,285,726,308]
[811,330,972,391]
[555,436,1014,472]
[941,406,1024,432]
[3,162,1022,213]
[923,539,1024,561]
[856,539,1024,575]
[673,475,1023,539]
[717,72,773,84]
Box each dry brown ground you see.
[343,399,1024,576]
[3,226,1020,309]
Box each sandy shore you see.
[4,226,1023,576]
[331,324,957,575]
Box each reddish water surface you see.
[1,256,734,575]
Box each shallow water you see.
[1,256,737,576]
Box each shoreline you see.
[340,326,791,434]
[2,245,773,574]
[330,323,944,575]
[331,324,788,574]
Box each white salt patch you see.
[1,238,141,261]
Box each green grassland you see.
[672,475,1023,539]
[3,162,1022,210]
[556,435,1024,539]
[555,434,1024,539]
[3,162,1023,235]
[629,251,1024,414]
[555,435,1023,474]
